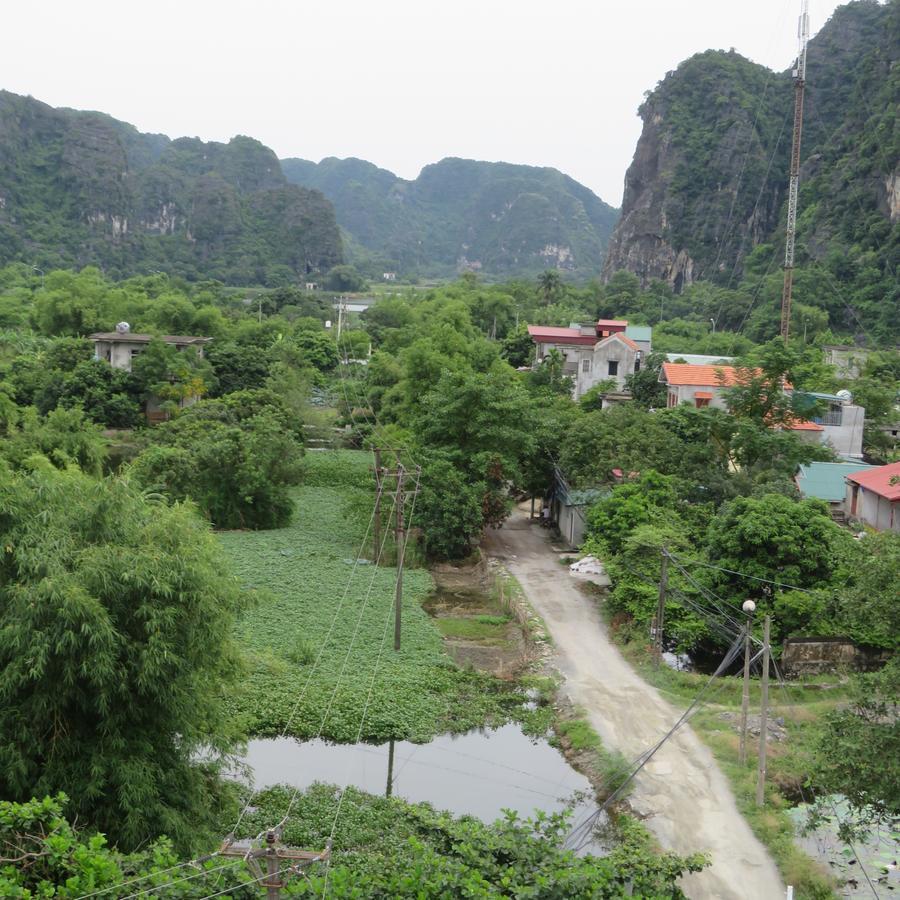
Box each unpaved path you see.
[484,510,784,900]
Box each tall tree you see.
[0,463,244,853]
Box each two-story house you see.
[527,319,651,399]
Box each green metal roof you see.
[625,325,652,343]
[796,461,875,502]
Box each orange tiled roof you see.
[661,362,746,386]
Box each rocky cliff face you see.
[0,92,342,283]
[603,0,898,291]
[282,156,619,278]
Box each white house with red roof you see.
[659,362,865,458]
[845,461,900,532]
[526,319,651,399]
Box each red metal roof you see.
[694,391,714,399]
[597,319,628,328]
[845,461,900,501]
[527,325,596,345]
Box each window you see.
[634,357,641,372]
[608,360,619,376]
[582,359,591,373]
[695,397,710,408]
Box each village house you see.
[844,461,900,532]
[90,322,211,421]
[659,362,866,458]
[795,460,874,518]
[527,318,651,400]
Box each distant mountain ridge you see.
[0,91,342,284]
[281,156,619,279]
[603,0,899,308]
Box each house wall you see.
[94,339,143,372]
[664,384,729,410]
[847,484,899,532]
[557,503,587,547]
[575,338,638,398]
[820,405,865,458]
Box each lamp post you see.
[738,599,756,765]
[31,265,44,290]
[709,317,717,334]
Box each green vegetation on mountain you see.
[604,0,899,345]
[0,91,343,284]
[282,156,619,280]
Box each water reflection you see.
[236,723,598,827]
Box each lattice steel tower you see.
[781,0,810,342]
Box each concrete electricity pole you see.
[372,448,383,562]
[739,600,757,766]
[219,830,330,899]
[393,465,406,651]
[655,549,669,666]
[756,615,772,806]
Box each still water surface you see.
[237,723,598,826]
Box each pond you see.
[788,797,899,897]
[234,723,601,833]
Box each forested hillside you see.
[0,91,343,284]
[282,156,619,279]
[603,0,898,343]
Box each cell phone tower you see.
[780,0,810,342]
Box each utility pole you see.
[372,448,383,562]
[756,614,772,806]
[219,830,330,899]
[739,600,757,766]
[385,738,396,798]
[655,549,669,666]
[394,465,405,651]
[780,0,810,343]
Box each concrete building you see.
[822,345,872,379]
[659,362,866,457]
[90,323,211,422]
[526,318,651,400]
[845,461,900,532]
[91,323,210,372]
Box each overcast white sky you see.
[3,0,847,206]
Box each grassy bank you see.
[218,450,523,743]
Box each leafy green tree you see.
[826,532,900,650]
[500,323,534,367]
[38,359,143,428]
[324,265,368,292]
[131,392,304,528]
[0,464,244,853]
[131,338,215,414]
[537,270,563,306]
[1,406,108,475]
[811,658,900,837]
[703,493,850,631]
[584,471,681,556]
[527,348,572,395]
[416,451,485,559]
[624,351,668,408]
[206,341,271,396]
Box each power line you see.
[226,478,386,840]
[118,859,244,900]
[322,470,421,893]
[275,487,401,831]
[71,855,224,900]
[667,551,819,595]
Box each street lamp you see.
[31,265,44,290]
[709,317,717,334]
[739,599,756,765]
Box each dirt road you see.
[484,510,785,900]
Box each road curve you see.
[484,509,785,900]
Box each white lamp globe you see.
[742,600,757,614]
